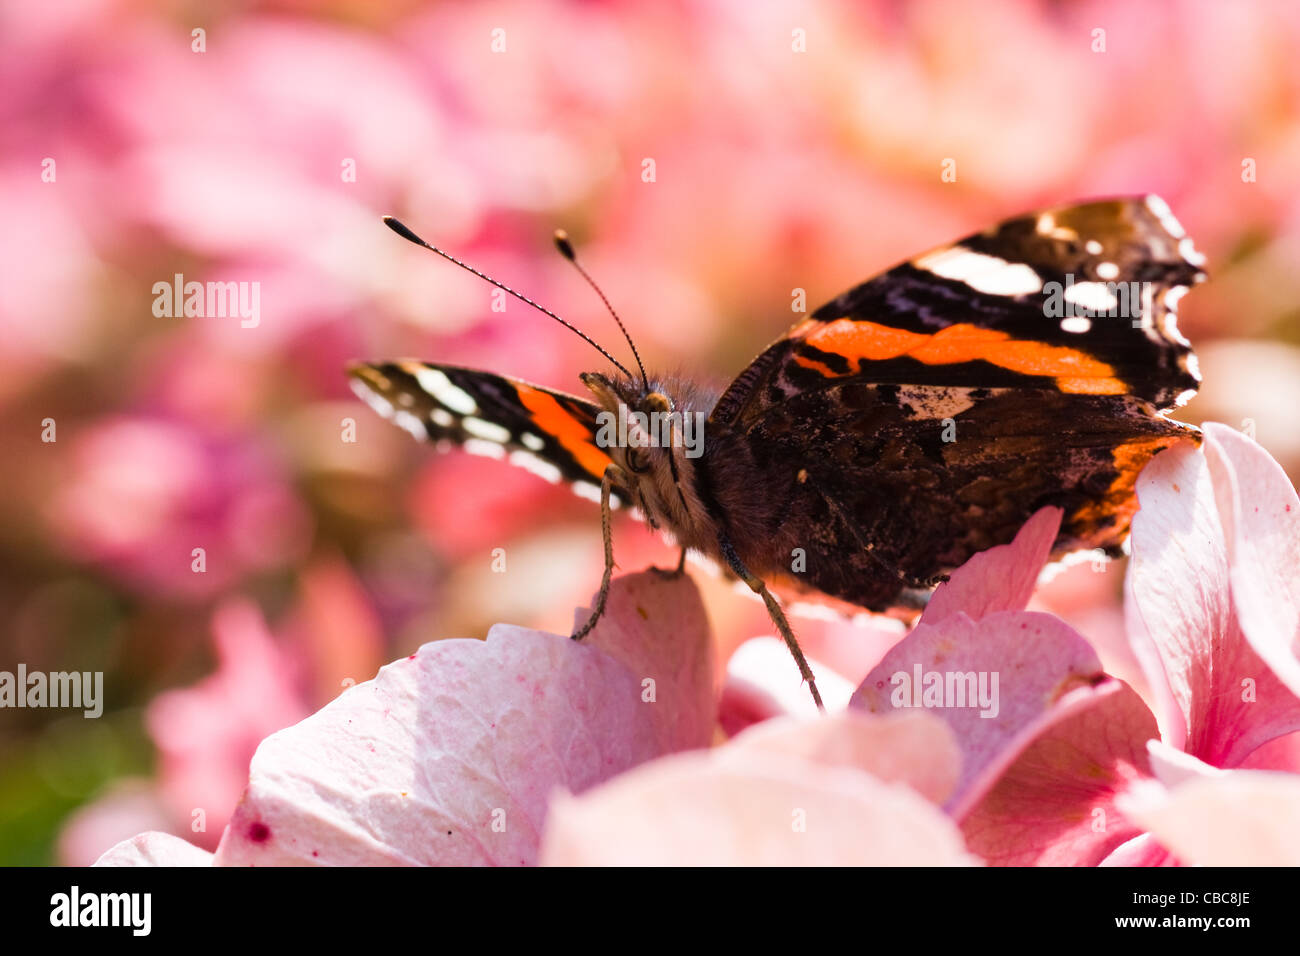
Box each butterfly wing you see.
[714,195,1201,424]
[707,196,1204,611]
[349,361,623,504]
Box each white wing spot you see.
[573,481,602,503]
[1178,237,1206,267]
[508,450,563,484]
[414,367,478,415]
[463,417,512,444]
[350,379,396,419]
[1064,281,1118,313]
[1162,311,1192,347]
[1035,213,1078,241]
[463,438,505,460]
[1060,317,1092,334]
[913,246,1043,295]
[1096,261,1120,280]
[393,410,427,440]
[521,432,545,451]
[430,408,454,428]
[1085,240,1103,255]
[1144,195,1187,238]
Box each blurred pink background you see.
[2,0,1298,863]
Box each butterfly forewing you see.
[349,361,624,505]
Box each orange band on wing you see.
[800,318,1126,394]
[1070,436,1184,533]
[514,384,613,479]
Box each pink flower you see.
[541,711,976,866]
[67,599,313,859]
[98,571,714,866]
[95,424,1300,867]
[48,417,312,599]
[68,556,384,860]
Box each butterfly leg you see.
[718,534,824,711]
[651,546,688,579]
[571,464,623,642]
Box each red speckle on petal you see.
[248,822,271,843]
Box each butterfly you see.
[350,196,1204,707]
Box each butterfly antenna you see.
[382,216,635,381]
[553,230,650,391]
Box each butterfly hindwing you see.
[705,196,1204,611]
[349,361,621,503]
[728,382,1190,611]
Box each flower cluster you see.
[97,425,1300,866]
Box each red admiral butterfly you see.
[351,196,1204,707]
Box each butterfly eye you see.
[625,447,650,474]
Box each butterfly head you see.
[580,371,713,542]
[580,370,672,472]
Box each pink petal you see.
[851,609,1105,806]
[214,572,714,866]
[1238,730,1300,772]
[1098,833,1178,867]
[1120,771,1300,865]
[93,832,214,867]
[718,636,855,736]
[568,571,718,748]
[958,681,1159,866]
[722,710,961,805]
[1032,562,1153,704]
[1204,423,1300,697]
[1145,740,1226,789]
[540,715,976,866]
[1127,438,1300,766]
[920,506,1061,625]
